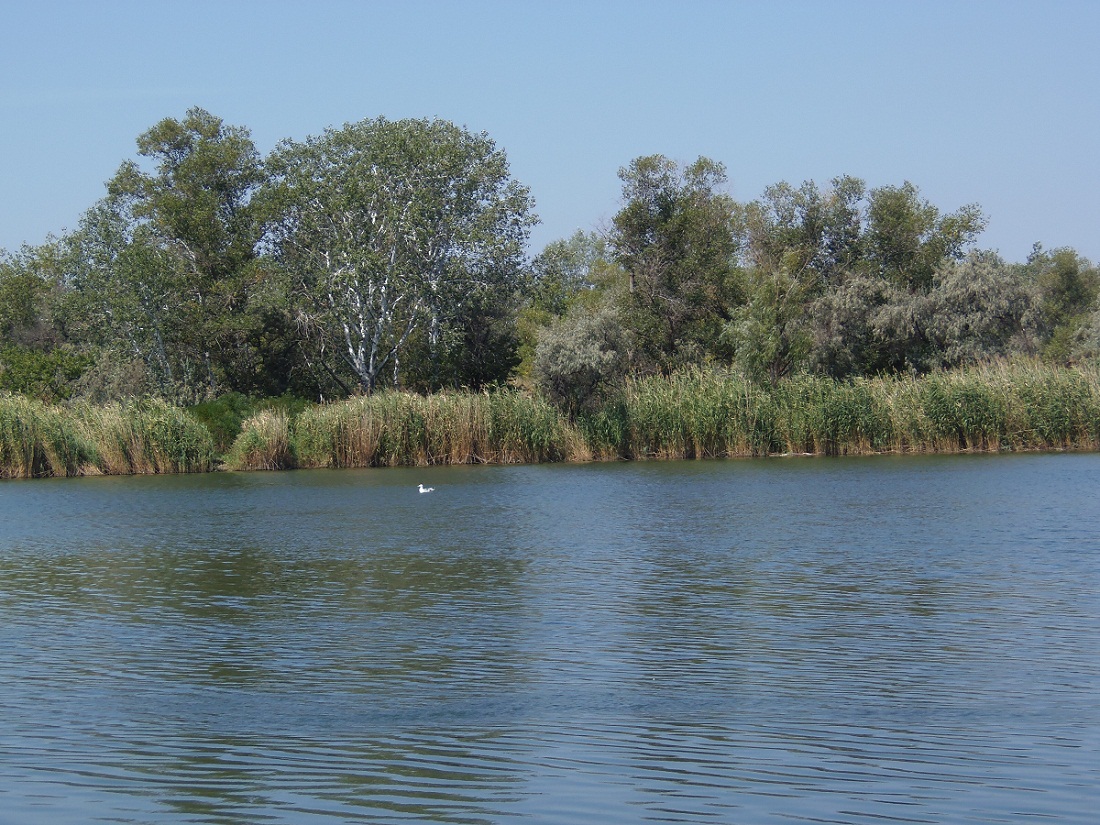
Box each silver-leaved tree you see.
[264,117,536,393]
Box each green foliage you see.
[925,252,1034,368]
[862,182,986,291]
[739,176,866,289]
[1018,245,1100,364]
[266,116,536,394]
[731,177,990,381]
[517,232,622,381]
[725,267,814,384]
[804,253,1036,378]
[5,106,1096,411]
[187,392,312,454]
[533,301,631,418]
[807,276,894,378]
[575,399,630,459]
[0,344,94,401]
[611,155,741,371]
[186,392,256,453]
[771,375,894,454]
[0,251,48,338]
[61,108,295,401]
[5,359,1100,480]
[400,288,522,392]
[112,107,265,284]
[607,361,1100,459]
[528,231,618,316]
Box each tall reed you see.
[6,359,1099,479]
[287,389,572,469]
[74,398,217,474]
[0,395,216,477]
[616,369,778,459]
[224,410,294,471]
[607,361,1100,459]
[0,393,89,478]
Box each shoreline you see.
[4,361,1100,479]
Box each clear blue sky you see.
[3,0,1098,263]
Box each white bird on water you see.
[418,483,435,494]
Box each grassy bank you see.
[606,361,1100,459]
[227,360,1100,470]
[250,390,573,470]
[4,361,1100,478]
[0,394,216,478]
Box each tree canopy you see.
[1,111,1097,412]
[265,117,535,393]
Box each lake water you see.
[1,454,1098,824]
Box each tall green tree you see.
[515,231,622,382]
[0,244,94,400]
[728,177,867,382]
[733,177,989,379]
[0,248,49,343]
[611,155,741,372]
[740,176,866,290]
[533,299,631,418]
[265,117,535,393]
[528,230,618,317]
[62,196,189,397]
[862,182,986,291]
[103,107,275,396]
[1020,244,1099,362]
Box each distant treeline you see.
[1,107,1098,415]
[4,361,1100,478]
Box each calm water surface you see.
[1,454,1098,824]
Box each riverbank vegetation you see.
[4,360,1099,477]
[3,107,1100,478]
[0,395,215,478]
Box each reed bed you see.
[4,360,1099,479]
[213,362,1100,468]
[224,410,294,471]
[0,394,89,478]
[613,370,774,458]
[76,399,217,475]
[288,389,573,469]
[605,361,1100,459]
[0,393,216,478]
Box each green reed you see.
[0,395,215,477]
[607,360,1100,459]
[5,359,1099,479]
[75,398,217,474]
[615,369,778,459]
[224,410,294,471]
[287,389,573,469]
[0,393,88,478]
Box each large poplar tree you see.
[264,117,535,393]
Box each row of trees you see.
[2,108,1098,411]
[1,108,533,402]
[531,158,1099,414]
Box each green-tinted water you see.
[1,455,1098,823]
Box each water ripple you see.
[1,457,1098,823]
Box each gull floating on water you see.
[418,484,435,494]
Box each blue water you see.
[1,453,1098,823]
